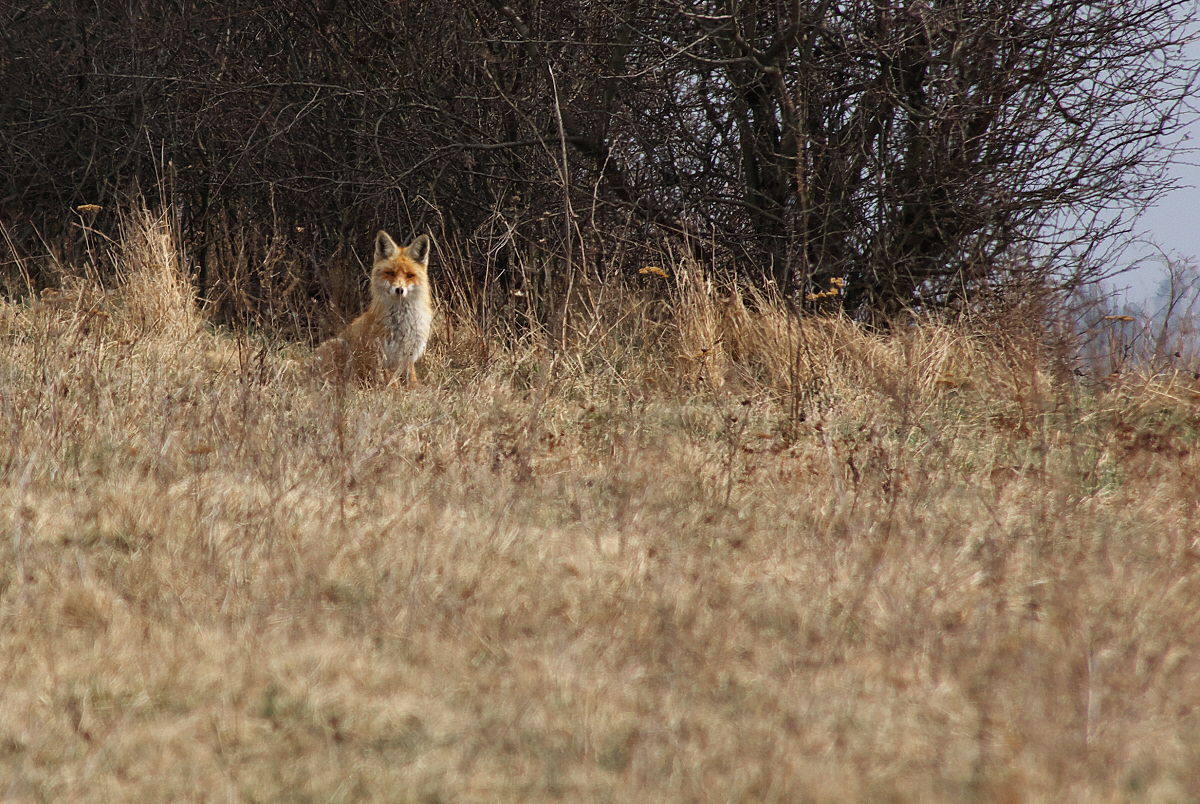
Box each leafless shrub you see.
[2,0,1195,328]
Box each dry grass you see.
[2,209,1200,803]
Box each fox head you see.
[372,231,430,300]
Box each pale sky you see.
[1129,155,1200,303]
[1115,31,1200,306]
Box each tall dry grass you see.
[2,206,1199,802]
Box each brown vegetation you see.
[2,211,1200,801]
[3,0,1196,325]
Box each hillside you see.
[2,210,1199,802]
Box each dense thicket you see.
[1,0,1195,331]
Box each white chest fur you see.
[379,289,432,370]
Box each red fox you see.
[316,231,434,385]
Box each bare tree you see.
[2,0,1196,326]
[567,0,1199,314]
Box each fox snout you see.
[383,281,414,298]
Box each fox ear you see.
[375,230,399,262]
[404,234,431,266]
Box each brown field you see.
[2,209,1200,802]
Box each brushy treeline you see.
[2,0,1196,333]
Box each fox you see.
[315,230,434,385]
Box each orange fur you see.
[316,231,434,385]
